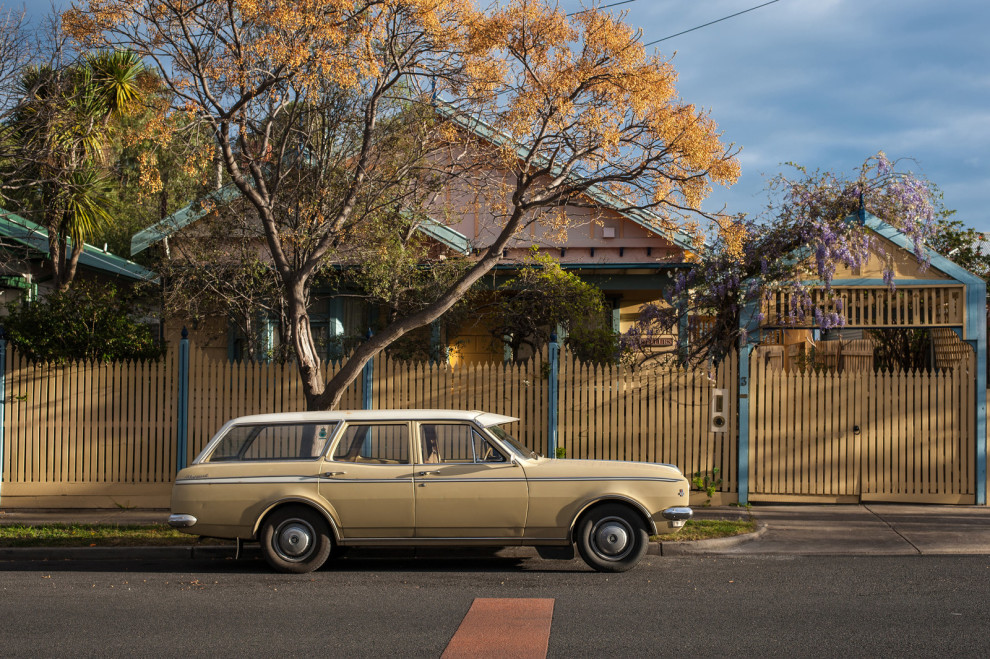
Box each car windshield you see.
[487,425,540,460]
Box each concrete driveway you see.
[693,504,990,555]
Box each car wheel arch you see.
[253,498,341,542]
[569,496,657,542]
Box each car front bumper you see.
[661,506,693,527]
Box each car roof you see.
[225,409,520,428]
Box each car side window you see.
[420,424,506,464]
[207,423,336,461]
[332,424,409,464]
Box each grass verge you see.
[0,524,229,548]
[652,518,757,542]
[0,518,757,548]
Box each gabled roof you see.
[131,102,699,257]
[130,183,472,256]
[130,184,242,256]
[0,208,157,282]
[434,102,697,253]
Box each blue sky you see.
[559,0,990,232]
[16,0,990,232]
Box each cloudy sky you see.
[559,0,990,232]
[16,0,990,231]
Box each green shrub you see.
[2,282,163,363]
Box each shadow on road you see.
[0,550,595,575]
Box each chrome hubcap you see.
[592,517,633,560]
[275,520,313,560]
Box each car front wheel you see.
[576,504,649,573]
[260,506,333,573]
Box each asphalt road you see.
[1,553,989,658]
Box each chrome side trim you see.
[525,476,682,483]
[411,477,529,484]
[177,475,416,485]
[167,513,197,528]
[408,474,681,484]
[176,475,324,485]
[662,506,694,521]
[177,475,679,485]
[320,478,415,484]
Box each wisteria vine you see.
[622,153,946,366]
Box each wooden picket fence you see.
[558,348,738,493]
[372,352,551,456]
[1,351,182,506]
[1,341,977,507]
[184,348,363,460]
[748,347,976,503]
[0,345,735,507]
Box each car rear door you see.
[318,422,416,539]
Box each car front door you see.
[318,422,415,539]
[414,422,529,538]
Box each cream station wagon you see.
[168,410,692,573]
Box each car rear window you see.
[332,424,409,464]
[206,423,338,462]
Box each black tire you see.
[260,506,333,573]
[576,503,649,573]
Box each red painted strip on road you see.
[441,598,555,659]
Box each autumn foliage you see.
[64,0,739,409]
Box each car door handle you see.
[324,471,347,477]
[418,470,439,476]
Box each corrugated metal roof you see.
[130,184,472,256]
[130,183,242,256]
[0,208,157,282]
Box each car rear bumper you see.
[167,513,198,528]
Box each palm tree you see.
[8,49,144,291]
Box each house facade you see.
[130,109,696,366]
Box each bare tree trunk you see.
[286,279,327,409]
[311,205,527,411]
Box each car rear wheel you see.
[576,504,649,573]
[260,506,333,573]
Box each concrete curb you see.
[649,521,768,556]
[0,544,242,562]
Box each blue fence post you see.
[176,327,190,472]
[737,344,753,505]
[548,334,560,458]
[0,327,6,506]
[362,329,374,410]
[737,300,761,505]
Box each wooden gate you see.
[748,347,976,503]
